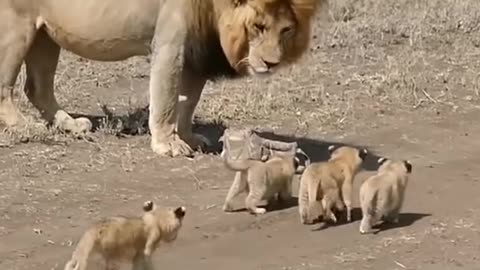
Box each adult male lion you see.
[0,0,324,157]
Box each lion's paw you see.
[0,100,27,127]
[151,134,194,157]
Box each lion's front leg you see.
[148,4,192,157]
[176,70,210,151]
[148,49,192,157]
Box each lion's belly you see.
[39,0,161,61]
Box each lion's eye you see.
[254,23,265,32]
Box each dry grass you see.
[1,0,480,144]
[2,4,480,269]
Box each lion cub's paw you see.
[251,208,267,215]
[359,219,372,234]
[151,135,194,157]
[222,203,235,212]
[359,227,370,234]
[300,214,317,225]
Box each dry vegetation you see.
[1,0,480,145]
[1,1,480,270]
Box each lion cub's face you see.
[242,2,299,74]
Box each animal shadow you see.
[71,107,227,154]
[72,107,384,166]
[311,207,363,231]
[253,130,383,171]
[227,196,299,214]
[265,196,299,212]
[371,212,432,234]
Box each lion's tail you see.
[64,228,97,270]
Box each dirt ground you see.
[2,0,480,269]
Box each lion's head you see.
[217,0,323,75]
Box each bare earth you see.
[1,1,480,269]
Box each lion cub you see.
[64,201,186,270]
[298,145,367,225]
[221,145,299,215]
[359,157,412,234]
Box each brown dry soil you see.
[2,1,480,269]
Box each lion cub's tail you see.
[64,228,97,270]
[359,184,379,218]
[298,171,325,224]
[222,153,262,172]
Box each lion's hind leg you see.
[0,11,37,128]
[24,29,92,135]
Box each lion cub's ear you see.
[403,160,412,173]
[377,157,388,165]
[143,200,155,212]
[232,0,247,7]
[359,148,368,160]
[327,145,336,154]
[174,206,186,219]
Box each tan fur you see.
[63,201,186,270]
[0,0,322,157]
[298,145,367,225]
[359,158,412,234]
[220,134,298,215]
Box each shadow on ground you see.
[310,207,363,231]
[310,209,431,232]
[73,109,382,169]
[70,110,228,154]
[372,213,432,234]
[254,130,383,171]
[227,197,299,214]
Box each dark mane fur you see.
[183,0,239,79]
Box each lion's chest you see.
[40,0,159,61]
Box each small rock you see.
[464,95,473,101]
[51,189,62,196]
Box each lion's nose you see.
[264,60,279,69]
